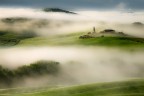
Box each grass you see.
[0,30,144,48]
[17,32,144,48]
[78,37,144,46]
[0,30,37,47]
[0,31,20,46]
[1,79,144,96]
[17,32,81,46]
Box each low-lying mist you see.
[0,47,144,87]
[0,7,144,88]
[0,7,144,37]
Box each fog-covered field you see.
[0,7,144,88]
[0,46,144,87]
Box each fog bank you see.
[0,7,144,37]
[0,47,144,87]
[0,7,144,87]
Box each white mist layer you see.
[0,7,144,23]
[0,47,144,86]
[0,7,144,37]
[0,7,144,87]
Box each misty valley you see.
[0,7,144,96]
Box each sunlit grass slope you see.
[18,33,82,46]
[18,32,144,47]
[0,30,144,47]
[1,79,144,96]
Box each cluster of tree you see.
[0,61,60,87]
[0,66,14,85]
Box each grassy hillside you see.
[18,32,144,47]
[1,79,144,96]
[0,31,144,47]
[0,30,37,46]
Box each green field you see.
[0,30,36,46]
[1,79,144,96]
[17,32,144,48]
[0,31,144,47]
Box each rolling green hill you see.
[0,30,144,48]
[1,79,144,96]
[18,32,144,48]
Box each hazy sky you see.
[0,0,144,10]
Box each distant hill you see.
[132,22,144,27]
[43,8,77,14]
[1,17,30,23]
